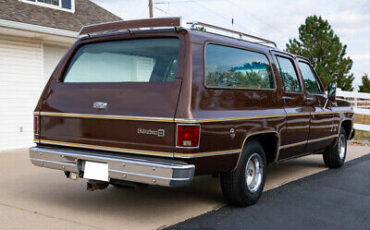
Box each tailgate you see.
[36,37,182,158]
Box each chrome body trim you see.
[29,146,195,187]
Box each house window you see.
[21,0,75,12]
[38,0,59,6]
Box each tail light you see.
[34,115,39,138]
[176,124,200,148]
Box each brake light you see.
[34,116,39,136]
[176,125,200,147]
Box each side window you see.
[205,44,274,89]
[298,62,323,94]
[276,56,301,93]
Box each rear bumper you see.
[29,146,195,187]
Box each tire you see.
[323,127,347,168]
[220,141,267,206]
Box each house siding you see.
[43,43,68,80]
[0,37,43,150]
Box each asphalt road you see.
[0,145,369,230]
[167,153,370,230]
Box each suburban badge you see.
[137,128,165,137]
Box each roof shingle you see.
[0,0,122,32]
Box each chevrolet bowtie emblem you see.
[93,102,107,110]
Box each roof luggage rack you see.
[187,21,277,48]
[79,17,181,36]
[79,17,277,48]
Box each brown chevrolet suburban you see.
[30,17,355,206]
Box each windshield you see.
[63,38,180,83]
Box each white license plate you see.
[83,161,109,182]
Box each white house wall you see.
[0,37,70,151]
[0,37,43,150]
[43,43,68,80]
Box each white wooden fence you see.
[336,88,370,131]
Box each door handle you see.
[305,97,314,102]
[282,96,294,101]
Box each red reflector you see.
[34,116,39,135]
[177,125,200,147]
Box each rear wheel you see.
[220,141,266,206]
[323,127,347,168]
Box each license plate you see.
[83,161,109,182]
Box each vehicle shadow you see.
[5,153,330,229]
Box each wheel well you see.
[246,133,279,164]
[341,120,353,139]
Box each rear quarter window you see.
[205,44,274,89]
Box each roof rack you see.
[79,17,181,36]
[187,21,277,48]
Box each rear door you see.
[297,59,334,152]
[272,52,311,159]
[37,37,183,157]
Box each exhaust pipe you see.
[86,180,109,191]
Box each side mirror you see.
[327,82,337,101]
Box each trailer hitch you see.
[86,180,109,191]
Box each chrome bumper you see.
[29,146,195,187]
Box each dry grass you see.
[353,130,370,141]
[354,114,370,126]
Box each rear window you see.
[63,38,180,83]
[205,44,274,89]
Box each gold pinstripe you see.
[307,134,339,143]
[37,112,174,122]
[37,139,241,158]
[38,139,173,157]
[279,134,338,149]
[174,149,241,158]
[279,140,307,149]
[36,133,339,159]
[34,110,354,123]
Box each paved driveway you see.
[0,146,369,230]
[168,153,370,230]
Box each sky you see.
[92,0,370,91]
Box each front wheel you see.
[220,141,266,206]
[323,127,347,168]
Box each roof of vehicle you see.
[79,17,307,60]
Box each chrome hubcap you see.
[245,153,263,193]
[338,134,346,159]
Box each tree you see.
[286,15,354,91]
[359,74,370,93]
